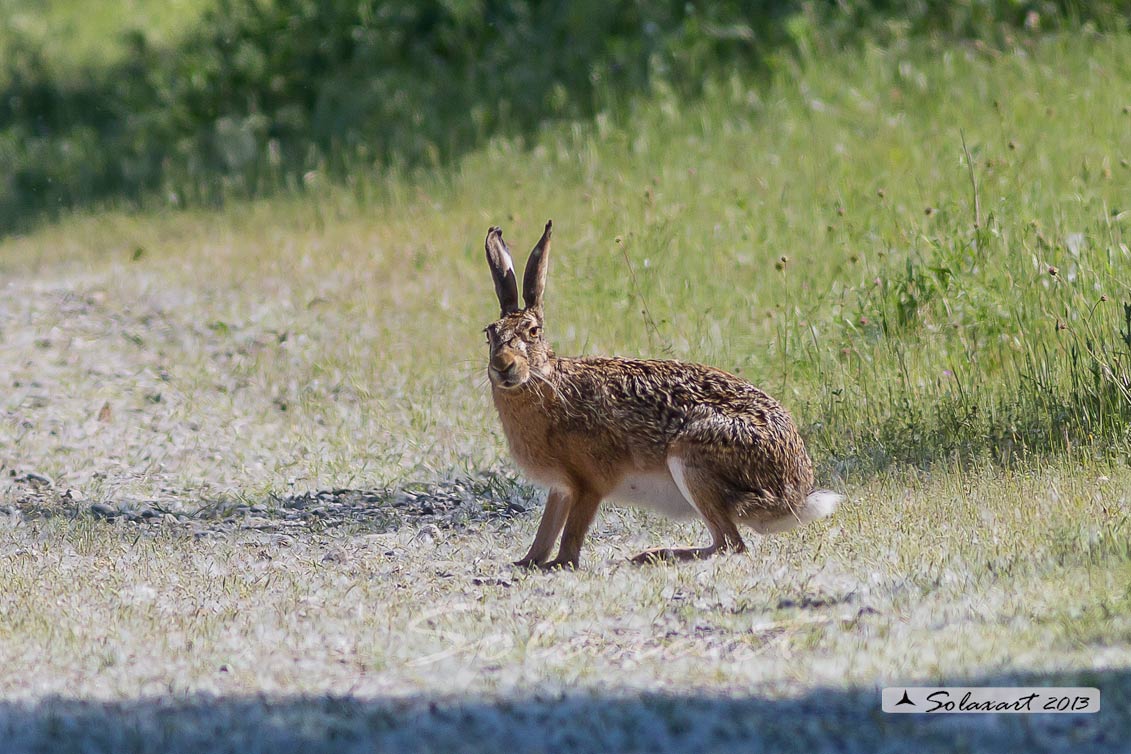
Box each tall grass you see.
[436,34,1131,475]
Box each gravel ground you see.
[2,468,537,538]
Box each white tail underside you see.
[751,489,843,534]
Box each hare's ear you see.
[522,220,552,311]
[485,226,519,316]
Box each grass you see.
[0,0,212,71]
[0,469,1128,751]
[1,26,1130,753]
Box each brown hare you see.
[484,221,841,569]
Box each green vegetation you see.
[0,0,212,70]
[2,3,1131,751]
[2,1,1129,231]
[12,27,1129,476]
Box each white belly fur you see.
[607,469,699,520]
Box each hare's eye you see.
[528,326,540,339]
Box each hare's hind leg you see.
[514,488,570,567]
[630,455,746,565]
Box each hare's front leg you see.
[540,487,602,570]
[514,489,570,567]
[630,454,746,564]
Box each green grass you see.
[1,27,1130,753]
[7,31,1129,475]
[0,0,212,71]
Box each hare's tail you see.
[751,489,843,534]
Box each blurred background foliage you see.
[1,0,1129,233]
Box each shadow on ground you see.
[4,470,541,537]
[0,668,1125,754]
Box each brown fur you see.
[484,221,838,569]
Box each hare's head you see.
[483,221,553,391]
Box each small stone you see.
[22,472,53,488]
[90,503,118,519]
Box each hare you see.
[484,221,841,569]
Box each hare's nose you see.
[491,353,516,373]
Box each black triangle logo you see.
[896,690,916,707]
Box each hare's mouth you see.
[489,366,527,390]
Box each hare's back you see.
[566,356,782,412]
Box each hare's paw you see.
[513,556,544,569]
[538,557,579,571]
